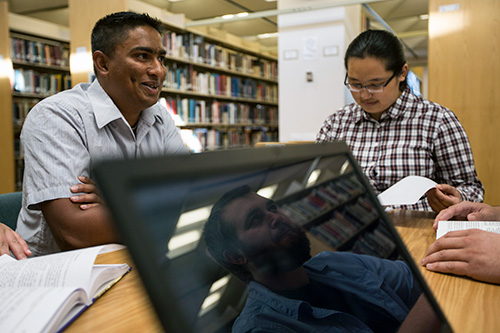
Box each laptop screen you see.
[93,141,451,332]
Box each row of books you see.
[14,137,24,191]
[164,64,278,103]
[11,36,69,68]
[162,31,278,80]
[14,157,23,191]
[309,196,380,248]
[12,97,40,126]
[161,97,278,126]
[13,68,71,95]
[350,225,396,258]
[184,127,278,151]
[279,175,365,226]
[311,211,364,248]
[14,137,23,159]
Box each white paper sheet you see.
[377,175,437,206]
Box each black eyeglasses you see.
[344,72,396,93]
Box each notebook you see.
[93,141,452,332]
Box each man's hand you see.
[69,176,106,210]
[421,229,500,284]
[433,201,500,230]
[426,184,462,213]
[0,223,31,259]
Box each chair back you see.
[0,192,22,230]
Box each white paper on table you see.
[377,176,437,206]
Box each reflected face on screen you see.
[222,192,311,276]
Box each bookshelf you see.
[277,172,397,259]
[0,7,71,193]
[159,27,278,151]
[11,32,71,190]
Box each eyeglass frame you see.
[344,72,397,93]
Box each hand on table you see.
[0,223,31,259]
[433,201,500,230]
[421,229,500,284]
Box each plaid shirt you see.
[316,87,484,211]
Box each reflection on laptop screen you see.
[94,142,451,333]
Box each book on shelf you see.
[436,220,500,239]
[10,36,69,67]
[0,244,130,333]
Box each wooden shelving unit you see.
[0,6,71,194]
[158,24,278,150]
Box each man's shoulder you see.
[233,287,297,333]
[21,83,93,134]
[309,250,364,262]
[307,251,392,273]
[34,83,91,108]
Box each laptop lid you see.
[93,141,451,332]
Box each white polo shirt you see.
[16,79,188,256]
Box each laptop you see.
[93,141,452,332]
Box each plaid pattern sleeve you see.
[316,88,484,211]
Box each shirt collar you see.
[89,79,162,129]
[384,86,413,119]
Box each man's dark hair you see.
[203,185,254,283]
[345,29,407,91]
[91,11,164,57]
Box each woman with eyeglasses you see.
[316,29,483,212]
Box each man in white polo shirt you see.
[16,11,188,256]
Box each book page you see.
[0,246,103,293]
[0,244,128,332]
[87,264,130,299]
[436,221,500,239]
[0,287,85,332]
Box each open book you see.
[437,221,500,239]
[0,244,130,332]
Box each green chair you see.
[0,192,22,230]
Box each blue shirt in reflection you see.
[233,251,422,332]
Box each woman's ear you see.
[93,50,109,77]
[399,63,409,81]
[223,249,247,266]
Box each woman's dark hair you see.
[345,29,407,91]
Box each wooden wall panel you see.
[429,0,500,204]
[0,2,15,194]
[68,0,128,85]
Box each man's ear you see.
[223,249,247,266]
[93,50,109,77]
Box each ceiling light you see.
[419,14,429,20]
[265,0,277,2]
[167,0,184,2]
[257,32,279,39]
[237,12,249,17]
[222,14,234,20]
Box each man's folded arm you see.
[40,198,119,251]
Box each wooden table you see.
[65,249,163,332]
[390,210,500,333]
[66,210,500,332]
